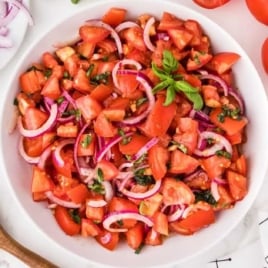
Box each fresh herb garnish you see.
[71,0,80,4]
[152,50,203,110]
[91,72,110,85]
[217,105,241,123]
[194,190,217,205]
[170,141,188,154]
[134,243,145,254]
[89,168,105,194]
[134,168,154,186]
[216,150,232,159]
[81,134,92,148]
[86,64,95,77]
[69,209,81,224]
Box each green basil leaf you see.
[164,85,176,106]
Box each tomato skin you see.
[162,177,195,206]
[102,7,127,27]
[262,37,268,74]
[95,229,119,251]
[193,0,230,9]
[226,170,247,201]
[54,206,81,236]
[125,222,144,250]
[170,203,215,235]
[246,0,268,25]
[79,25,110,43]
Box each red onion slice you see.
[17,103,58,138]
[102,181,114,202]
[120,179,162,200]
[211,180,220,201]
[132,137,159,161]
[45,191,81,208]
[194,131,233,157]
[122,72,155,125]
[52,138,75,168]
[167,204,186,222]
[115,21,139,32]
[112,59,142,89]
[103,211,153,232]
[85,19,123,58]
[143,16,156,52]
[37,144,53,170]
[199,73,228,96]
[87,199,107,208]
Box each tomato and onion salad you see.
[14,8,248,252]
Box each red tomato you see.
[193,0,230,9]
[95,159,119,181]
[152,211,169,236]
[162,177,195,206]
[66,184,90,204]
[79,25,110,43]
[23,107,48,130]
[95,229,119,251]
[81,218,101,237]
[157,12,184,31]
[262,37,268,73]
[169,150,200,174]
[54,206,81,236]
[102,7,127,27]
[148,144,169,180]
[226,170,247,201]
[41,76,61,100]
[167,28,193,51]
[207,52,240,74]
[125,222,144,250]
[94,112,117,138]
[123,27,147,52]
[19,69,45,94]
[246,0,268,25]
[170,203,215,235]
[144,228,163,246]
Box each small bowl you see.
[1,0,268,267]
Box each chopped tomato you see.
[145,228,163,246]
[119,133,149,156]
[66,184,90,204]
[73,69,94,93]
[207,52,240,74]
[95,229,119,251]
[81,218,101,237]
[167,28,193,51]
[79,25,110,43]
[95,159,119,180]
[123,26,147,52]
[125,222,144,250]
[77,133,96,156]
[77,41,96,59]
[23,107,48,130]
[54,205,81,236]
[169,149,200,174]
[148,144,169,180]
[152,211,169,236]
[94,112,117,137]
[102,108,125,121]
[200,154,231,179]
[42,52,58,69]
[157,12,184,31]
[226,170,247,201]
[90,83,113,102]
[140,94,176,137]
[187,50,212,71]
[209,108,248,136]
[19,69,45,94]
[139,193,163,217]
[102,7,127,27]
[170,203,215,235]
[162,177,195,206]
[75,95,102,122]
[56,123,78,138]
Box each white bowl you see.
[1,0,268,267]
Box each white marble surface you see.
[0,0,268,267]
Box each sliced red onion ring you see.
[194,131,232,157]
[17,103,58,138]
[103,211,153,232]
[199,73,228,97]
[115,21,139,32]
[45,191,81,208]
[112,59,142,89]
[211,180,220,201]
[122,72,155,125]
[120,179,162,200]
[102,181,114,202]
[73,121,91,175]
[86,19,123,58]
[52,138,75,168]
[18,136,40,164]
[167,204,186,222]
[213,176,228,185]
[143,16,156,52]
[87,199,107,208]
[228,87,245,114]
[132,137,159,161]
[37,144,53,170]
[95,132,133,162]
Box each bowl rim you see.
[1,0,268,267]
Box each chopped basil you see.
[81,134,92,148]
[216,150,231,159]
[86,64,95,77]
[118,128,132,145]
[91,72,110,85]
[170,141,188,154]
[194,190,216,205]
[217,105,241,123]
[152,50,203,110]
[44,69,52,78]
[134,168,154,186]
[135,243,145,254]
[56,96,65,104]
[69,209,81,224]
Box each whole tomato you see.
[192,0,231,9]
[245,0,268,25]
[261,38,268,73]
